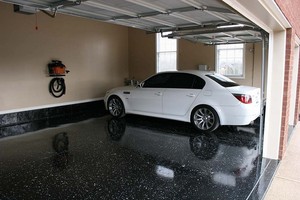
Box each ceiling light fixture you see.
[217,24,245,29]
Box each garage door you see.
[4,0,262,44]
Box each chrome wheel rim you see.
[193,108,215,130]
[192,136,204,150]
[108,98,123,117]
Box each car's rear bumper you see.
[222,114,260,126]
[216,104,261,126]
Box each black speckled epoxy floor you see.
[0,115,278,200]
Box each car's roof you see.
[159,70,215,76]
[180,70,215,76]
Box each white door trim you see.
[223,0,291,159]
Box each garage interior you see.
[0,0,286,199]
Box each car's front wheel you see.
[107,96,125,118]
[191,105,220,132]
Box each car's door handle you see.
[154,92,163,96]
[187,93,196,97]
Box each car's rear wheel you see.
[108,96,125,118]
[191,105,219,132]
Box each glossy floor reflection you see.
[0,115,277,200]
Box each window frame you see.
[156,33,178,73]
[215,44,246,79]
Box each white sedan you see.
[104,70,261,132]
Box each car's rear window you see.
[206,74,239,87]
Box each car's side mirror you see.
[138,82,144,88]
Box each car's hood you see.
[108,85,136,93]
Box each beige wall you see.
[128,28,156,81]
[178,40,215,71]
[0,2,128,112]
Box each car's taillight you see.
[233,94,252,104]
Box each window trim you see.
[215,44,246,79]
[156,33,178,73]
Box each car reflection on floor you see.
[52,132,71,169]
[107,115,259,188]
[0,115,272,200]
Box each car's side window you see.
[165,73,195,89]
[143,73,171,88]
[192,77,206,89]
[143,73,206,89]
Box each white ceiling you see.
[2,0,263,44]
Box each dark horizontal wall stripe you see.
[0,100,107,138]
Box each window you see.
[156,33,177,72]
[216,44,245,78]
[166,73,195,89]
[206,74,239,87]
[166,73,206,89]
[143,73,206,89]
[143,73,171,88]
[192,77,206,89]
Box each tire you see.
[53,132,69,153]
[107,118,126,141]
[107,96,125,118]
[190,134,219,160]
[191,105,220,132]
[49,78,66,98]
